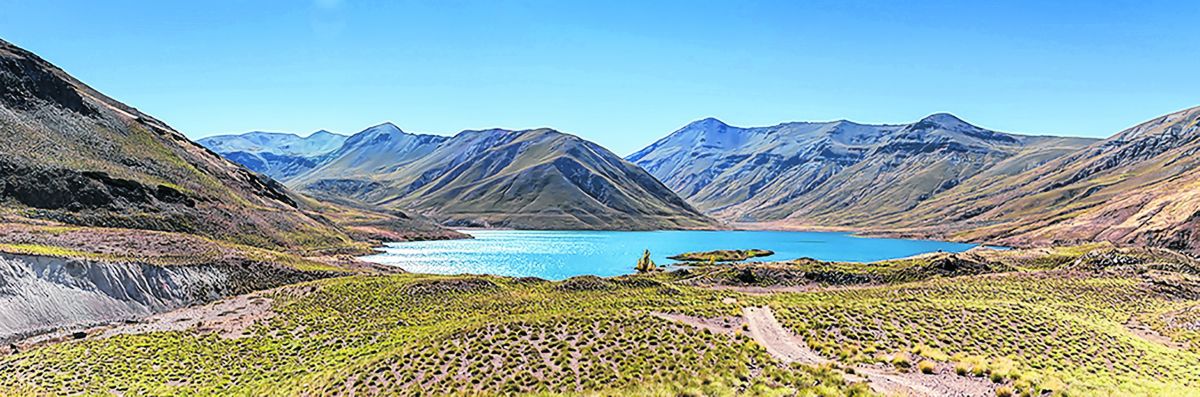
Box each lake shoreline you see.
[359,229,980,280]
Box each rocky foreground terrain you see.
[4,243,1198,396]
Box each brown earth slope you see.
[629,114,1096,225]
[0,38,459,254]
[883,106,1200,252]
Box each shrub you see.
[917,360,936,374]
[971,363,988,377]
[891,352,912,369]
[912,344,949,361]
[996,386,1014,397]
[636,250,657,273]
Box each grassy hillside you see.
[0,38,345,254]
[0,274,864,396]
[4,244,1197,396]
[292,127,715,230]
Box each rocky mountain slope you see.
[628,115,1097,224]
[0,38,460,341]
[283,126,715,230]
[888,106,1200,252]
[1,38,351,253]
[294,122,448,183]
[0,38,458,253]
[198,131,347,180]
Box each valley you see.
[1,22,1198,397]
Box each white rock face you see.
[0,254,312,343]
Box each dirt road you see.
[741,306,997,396]
[742,306,828,364]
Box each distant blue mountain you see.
[198,131,348,180]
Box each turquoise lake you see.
[360,230,979,280]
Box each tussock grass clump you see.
[890,352,912,369]
[555,275,617,291]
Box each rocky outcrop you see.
[0,159,197,211]
[0,254,329,343]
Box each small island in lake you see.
[668,249,774,263]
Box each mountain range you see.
[198,131,347,180]
[627,114,1099,225]
[189,62,1200,252]
[205,106,1200,254]
[628,108,1200,253]
[5,34,1197,252]
[885,106,1200,251]
[212,124,713,230]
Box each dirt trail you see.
[742,306,996,397]
[4,287,287,355]
[98,290,277,339]
[1126,317,1189,350]
[650,312,742,336]
[742,306,828,364]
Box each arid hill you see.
[214,124,716,230]
[628,114,1096,225]
[887,106,1200,252]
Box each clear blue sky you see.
[2,0,1195,155]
